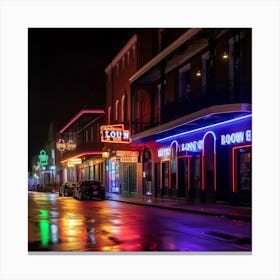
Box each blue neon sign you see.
[221,130,251,146]
[182,140,203,152]
[156,115,252,155]
[156,114,252,143]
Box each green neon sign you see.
[39,149,48,166]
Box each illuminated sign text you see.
[116,150,139,157]
[120,156,138,163]
[221,130,251,146]
[181,140,203,152]
[67,158,82,167]
[158,148,171,158]
[101,124,131,143]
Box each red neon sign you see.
[100,124,131,144]
[61,152,103,164]
[59,109,105,134]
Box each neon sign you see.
[221,130,251,146]
[61,152,103,164]
[120,156,138,163]
[67,158,82,166]
[100,124,131,143]
[66,140,76,151]
[56,139,66,152]
[59,109,105,134]
[156,114,252,143]
[158,148,171,158]
[38,150,48,166]
[158,128,251,156]
[182,140,203,152]
[116,150,139,157]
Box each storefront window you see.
[162,162,169,196]
[237,149,252,191]
[89,166,93,180]
[108,158,120,193]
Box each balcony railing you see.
[132,81,251,135]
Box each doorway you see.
[161,161,169,196]
[154,163,160,197]
[123,163,137,196]
[189,156,201,202]
[177,157,188,197]
[235,146,252,206]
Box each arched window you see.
[127,51,130,65]
[122,56,125,69]
[116,63,119,77]
[107,106,111,124]
[132,45,136,61]
[115,100,119,121]
[121,94,127,122]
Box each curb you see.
[106,197,251,222]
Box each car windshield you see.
[80,181,102,187]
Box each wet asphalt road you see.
[28,192,251,252]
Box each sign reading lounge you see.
[100,124,131,144]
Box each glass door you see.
[236,147,252,206]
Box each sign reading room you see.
[100,124,131,144]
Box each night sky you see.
[28,28,136,170]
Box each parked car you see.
[73,180,105,200]
[59,182,76,197]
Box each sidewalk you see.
[106,193,251,221]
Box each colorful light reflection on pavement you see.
[28,192,251,252]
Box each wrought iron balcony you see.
[131,81,251,135]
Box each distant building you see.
[56,109,105,185]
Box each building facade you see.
[54,28,252,207]
[56,109,106,186]
[103,30,189,198]
[103,35,141,197]
[129,28,252,206]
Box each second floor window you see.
[127,51,130,65]
[107,106,111,124]
[202,52,210,96]
[91,126,94,141]
[116,63,119,77]
[155,84,161,124]
[115,100,119,121]
[121,94,126,122]
[179,63,191,98]
[132,45,136,61]
[122,57,125,69]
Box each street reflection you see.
[39,219,50,246]
[30,193,163,251]
[29,192,251,252]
